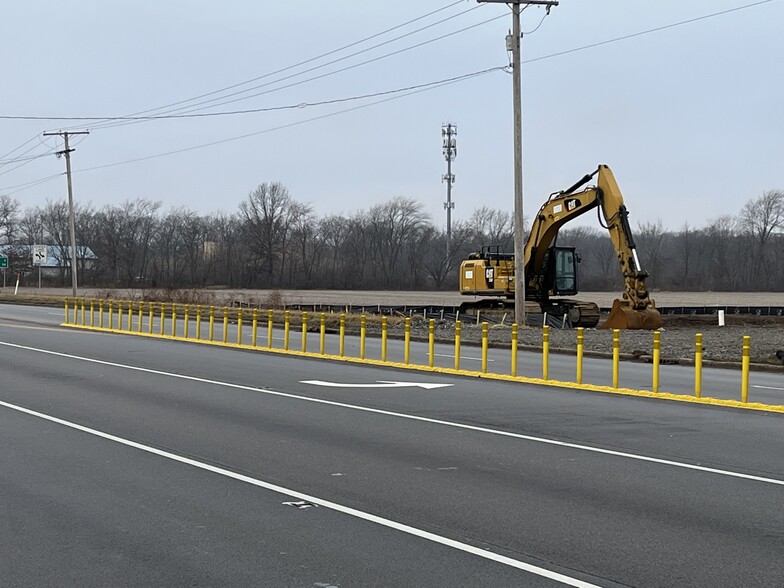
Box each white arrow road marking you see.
[301,380,453,390]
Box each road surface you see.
[1,303,782,586]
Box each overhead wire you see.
[87,3,491,131]
[1,67,508,122]
[4,0,776,196]
[523,0,776,65]
[82,0,468,125]
[0,63,506,189]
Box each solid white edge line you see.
[0,397,599,588]
[1,340,783,487]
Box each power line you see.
[2,67,507,122]
[75,67,505,174]
[66,1,476,132]
[0,134,39,162]
[88,4,493,131]
[523,0,777,65]
[0,173,63,194]
[0,64,504,194]
[4,0,775,195]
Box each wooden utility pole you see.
[477,0,557,326]
[43,130,89,297]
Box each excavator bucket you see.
[600,299,663,330]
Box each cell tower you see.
[441,123,457,256]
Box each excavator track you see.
[459,298,600,328]
[541,299,600,328]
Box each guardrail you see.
[60,298,782,413]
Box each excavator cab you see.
[539,246,579,297]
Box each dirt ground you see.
[10,287,784,310]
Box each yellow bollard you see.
[222,308,229,344]
[267,310,274,348]
[108,300,114,329]
[172,304,177,338]
[237,308,243,345]
[184,305,190,339]
[339,314,346,357]
[117,300,124,331]
[652,331,661,393]
[90,299,95,327]
[428,319,435,367]
[252,309,259,346]
[209,306,216,341]
[284,310,290,350]
[64,298,69,324]
[81,298,86,326]
[454,320,461,371]
[148,302,154,334]
[127,301,133,331]
[301,312,308,353]
[741,335,750,403]
[196,305,202,339]
[160,303,166,336]
[99,299,104,328]
[576,327,584,384]
[360,315,367,359]
[404,317,411,364]
[612,329,620,388]
[542,325,550,380]
[481,322,489,373]
[319,313,326,355]
[695,333,703,398]
[137,302,143,333]
[511,323,518,377]
[381,316,388,362]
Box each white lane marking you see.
[752,385,784,391]
[0,323,64,332]
[434,353,494,362]
[302,380,453,390]
[1,341,783,487]
[0,398,598,587]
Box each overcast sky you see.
[1,0,782,231]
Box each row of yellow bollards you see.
[63,298,754,403]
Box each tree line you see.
[1,184,782,292]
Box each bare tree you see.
[240,182,307,286]
[366,197,430,288]
[466,206,514,250]
[635,220,667,288]
[739,190,784,288]
[0,195,20,244]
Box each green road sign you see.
[0,256,7,268]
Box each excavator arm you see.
[525,164,661,329]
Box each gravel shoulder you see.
[381,314,784,369]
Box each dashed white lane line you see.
[0,340,782,488]
[753,385,784,391]
[0,397,598,587]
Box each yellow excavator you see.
[459,164,662,329]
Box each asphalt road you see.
[1,303,783,586]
